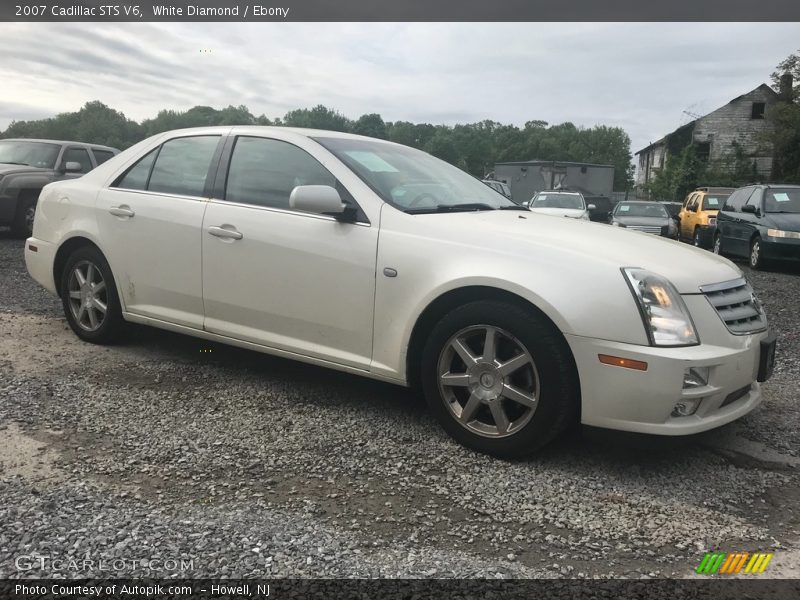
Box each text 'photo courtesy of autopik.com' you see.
[1,1,800,599]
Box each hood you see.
[418,210,741,293]
[529,207,586,219]
[613,215,671,227]
[763,212,800,232]
[0,162,45,175]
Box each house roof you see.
[495,159,613,168]
[635,83,779,156]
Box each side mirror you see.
[741,204,757,214]
[289,185,354,221]
[62,161,82,173]
[587,203,597,210]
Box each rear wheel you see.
[60,246,124,344]
[420,300,579,458]
[10,191,38,238]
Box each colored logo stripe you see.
[697,552,773,574]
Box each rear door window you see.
[113,148,158,191]
[147,136,220,197]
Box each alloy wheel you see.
[750,240,761,268]
[693,230,700,247]
[713,235,721,255]
[437,325,539,438]
[67,260,108,332]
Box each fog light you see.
[683,367,709,389]
[672,398,702,417]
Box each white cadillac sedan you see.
[25,127,776,457]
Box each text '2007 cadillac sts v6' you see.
[25,127,776,457]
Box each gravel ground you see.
[0,230,798,580]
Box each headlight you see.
[622,268,699,346]
[767,228,800,239]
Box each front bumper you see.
[566,329,769,435]
[762,236,800,261]
[24,237,58,294]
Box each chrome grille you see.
[627,225,661,234]
[699,278,767,335]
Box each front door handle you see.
[207,225,243,240]
[109,205,135,218]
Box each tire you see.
[749,237,766,270]
[712,232,723,255]
[10,191,38,238]
[59,246,124,344]
[693,228,702,247]
[420,300,580,458]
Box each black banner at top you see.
[3,0,800,22]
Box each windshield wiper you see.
[0,161,30,166]
[406,203,497,214]
[498,204,529,211]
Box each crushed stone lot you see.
[0,231,798,579]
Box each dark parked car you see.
[585,196,613,222]
[609,200,678,238]
[662,201,683,221]
[0,138,119,237]
[713,184,800,269]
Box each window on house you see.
[696,142,711,162]
[751,102,766,119]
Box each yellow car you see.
[678,187,735,248]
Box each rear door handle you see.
[207,225,243,240]
[109,205,135,218]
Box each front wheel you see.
[60,246,124,344]
[749,237,766,270]
[420,300,579,458]
[712,232,723,255]
[10,192,38,238]
[693,228,702,247]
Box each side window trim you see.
[143,144,163,192]
[213,134,370,224]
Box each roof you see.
[635,83,779,155]
[1,138,119,151]
[495,159,613,169]
[616,200,663,205]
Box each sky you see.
[0,22,798,155]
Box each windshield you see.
[0,140,60,169]
[615,202,668,218]
[531,192,584,210]
[702,195,728,210]
[313,137,518,213]
[764,188,800,214]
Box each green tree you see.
[282,105,351,131]
[353,113,387,139]
[771,49,799,99]
[1,101,142,149]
